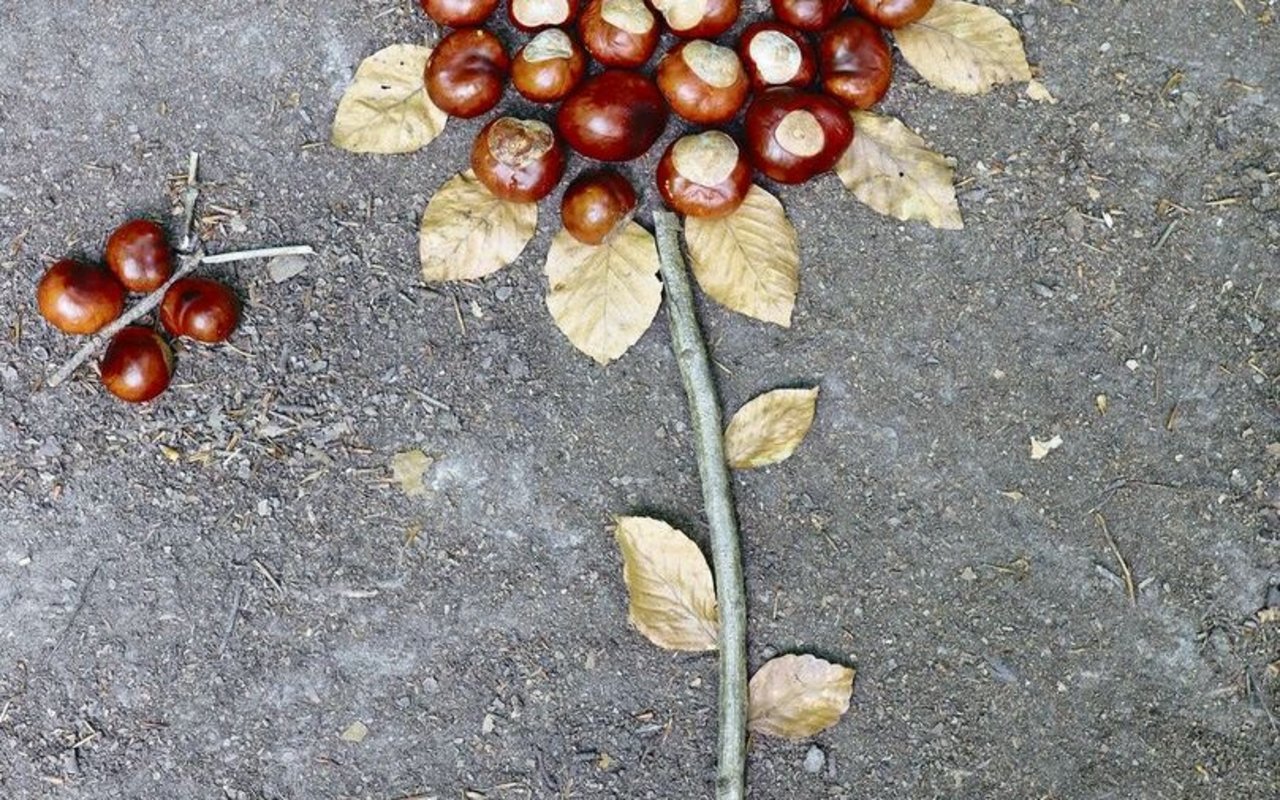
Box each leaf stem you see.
[653,210,748,800]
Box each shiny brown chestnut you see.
[738,21,817,90]
[419,0,500,26]
[509,0,579,30]
[471,118,566,203]
[36,260,125,335]
[657,132,752,218]
[512,29,587,102]
[649,0,740,39]
[100,327,174,403]
[744,88,854,184]
[105,219,173,293]
[578,0,659,69]
[561,171,638,244]
[424,28,510,118]
[556,70,669,162]
[818,17,893,110]
[656,40,749,126]
[771,0,845,32]
[850,0,934,28]
[160,277,241,343]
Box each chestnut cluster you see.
[35,220,241,403]
[418,0,929,235]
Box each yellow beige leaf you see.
[685,186,799,327]
[331,44,447,154]
[725,387,819,469]
[1026,79,1057,104]
[748,654,855,740]
[836,112,962,230]
[420,171,537,282]
[894,0,1032,95]
[614,516,719,652]
[545,222,663,365]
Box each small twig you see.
[202,244,314,265]
[653,211,747,800]
[47,564,101,661]
[1093,513,1136,605]
[218,584,245,656]
[179,152,201,254]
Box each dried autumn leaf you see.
[390,449,433,497]
[685,185,799,327]
[545,222,663,365]
[725,387,819,469]
[835,112,962,230]
[331,44,447,154]
[420,171,537,282]
[894,0,1032,95]
[614,516,719,652]
[748,654,855,740]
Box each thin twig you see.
[653,211,747,800]
[1093,512,1136,605]
[47,564,101,661]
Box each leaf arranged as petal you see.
[725,387,819,469]
[331,44,447,154]
[748,654,855,740]
[685,186,799,327]
[836,112,963,230]
[545,223,663,365]
[420,171,537,282]
[895,0,1032,95]
[614,516,719,652]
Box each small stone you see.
[803,745,826,774]
[495,286,514,302]
[268,254,309,284]
[1062,208,1085,241]
[340,721,368,743]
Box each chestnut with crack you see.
[471,117,566,203]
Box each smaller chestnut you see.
[419,0,500,27]
[656,40,749,126]
[649,0,740,39]
[578,0,659,69]
[160,277,241,343]
[770,0,845,32]
[561,171,638,244]
[105,219,173,293]
[36,259,125,335]
[818,17,893,110]
[738,21,818,90]
[471,118,566,203]
[100,327,174,403]
[850,0,935,28]
[509,0,579,31]
[556,70,669,162]
[657,131,752,218]
[744,88,854,184]
[512,29,587,102]
[424,28,510,119]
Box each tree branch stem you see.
[653,210,748,800]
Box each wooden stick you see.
[653,210,748,800]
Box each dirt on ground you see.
[1,1,1278,798]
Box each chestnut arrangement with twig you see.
[419,0,921,236]
[35,219,241,403]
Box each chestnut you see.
[509,0,579,31]
[419,0,500,26]
[160,277,241,343]
[512,29,587,102]
[818,17,893,110]
[770,0,845,32]
[649,0,740,39]
[424,28,510,118]
[556,70,668,162]
[743,88,853,183]
[36,259,125,335]
[738,21,817,90]
[578,0,659,69]
[561,171,638,244]
[657,132,752,218]
[850,0,934,28]
[471,117,566,203]
[105,219,173,293]
[100,327,174,403]
[656,40,749,126]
